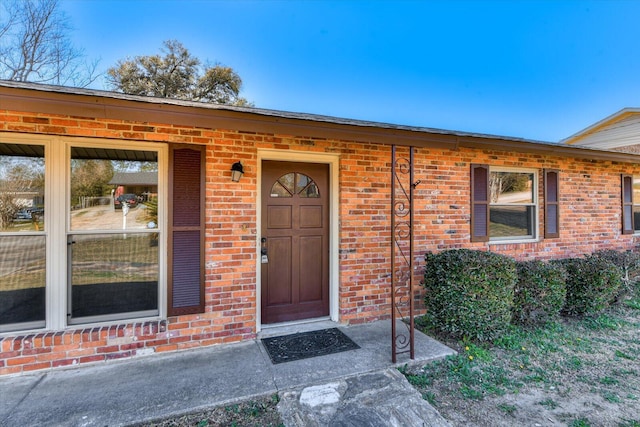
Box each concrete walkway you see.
[0,320,455,426]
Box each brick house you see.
[1,80,640,376]
[109,171,158,201]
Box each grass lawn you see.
[133,394,283,427]
[404,296,640,427]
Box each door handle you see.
[260,237,268,264]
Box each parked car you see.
[14,207,44,221]
[114,194,138,209]
[14,209,32,220]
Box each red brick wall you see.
[1,110,639,376]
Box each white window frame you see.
[488,167,539,243]
[0,136,48,333]
[0,133,167,334]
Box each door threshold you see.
[258,317,338,338]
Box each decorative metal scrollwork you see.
[391,145,418,363]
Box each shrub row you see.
[513,260,566,326]
[423,250,517,342]
[555,256,622,317]
[422,249,638,341]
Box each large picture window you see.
[0,137,166,333]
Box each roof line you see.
[562,107,640,145]
[3,80,640,164]
[0,79,551,145]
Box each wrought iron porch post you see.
[391,145,416,363]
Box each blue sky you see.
[60,0,640,142]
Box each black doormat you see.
[261,328,360,364]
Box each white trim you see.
[256,149,340,332]
[51,138,67,329]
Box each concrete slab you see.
[0,319,455,427]
[1,341,277,427]
[265,320,455,390]
[0,375,44,417]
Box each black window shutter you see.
[471,164,490,242]
[622,174,634,235]
[168,145,205,316]
[544,169,560,239]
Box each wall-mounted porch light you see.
[231,161,244,182]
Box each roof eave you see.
[2,80,640,164]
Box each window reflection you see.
[0,143,45,332]
[70,155,157,231]
[490,172,533,204]
[69,233,158,321]
[69,148,160,324]
[299,182,319,198]
[634,177,640,233]
[489,171,536,240]
[490,206,535,238]
[0,150,45,232]
[0,235,46,331]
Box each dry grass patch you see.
[404,299,640,427]
[131,394,283,427]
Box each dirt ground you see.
[432,378,639,427]
[407,304,640,427]
[133,395,283,427]
[70,203,151,230]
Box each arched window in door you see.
[269,172,320,198]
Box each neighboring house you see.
[2,80,640,376]
[564,108,640,232]
[562,108,640,153]
[0,189,42,209]
[109,171,158,201]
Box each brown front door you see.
[261,161,330,324]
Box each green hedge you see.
[555,255,622,317]
[513,260,566,326]
[423,249,517,341]
[422,249,633,341]
[591,249,640,303]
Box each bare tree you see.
[489,172,530,202]
[0,0,99,86]
[107,40,251,106]
[0,160,44,230]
